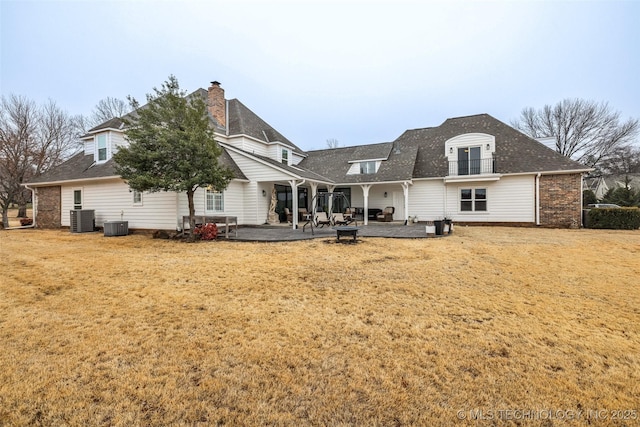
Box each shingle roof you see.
[227,99,305,155]
[224,145,332,183]
[399,114,589,178]
[299,142,419,183]
[87,117,125,133]
[26,151,118,184]
[25,148,247,185]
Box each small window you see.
[73,189,82,209]
[97,134,107,161]
[360,161,376,174]
[281,148,289,165]
[460,188,487,212]
[206,188,224,212]
[133,190,143,205]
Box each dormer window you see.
[281,148,289,165]
[346,159,382,175]
[97,134,108,162]
[360,161,376,174]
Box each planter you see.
[425,224,436,235]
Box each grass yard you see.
[1,227,639,426]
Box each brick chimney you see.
[207,81,226,127]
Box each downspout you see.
[176,191,181,231]
[535,173,541,226]
[6,185,37,229]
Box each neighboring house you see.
[24,81,592,230]
[585,174,640,200]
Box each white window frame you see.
[360,161,376,174]
[205,188,224,213]
[281,148,290,165]
[96,134,108,162]
[460,187,488,212]
[73,188,82,210]
[132,190,143,206]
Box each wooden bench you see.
[182,215,238,238]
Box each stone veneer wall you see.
[539,174,582,228]
[36,186,61,228]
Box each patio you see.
[227,222,442,242]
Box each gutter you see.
[6,184,37,230]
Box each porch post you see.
[310,182,318,214]
[326,185,335,216]
[361,184,371,225]
[290,179,298,230]
[402,181,410,225]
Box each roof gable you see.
[299,141,418,183]
[227,99,305,154]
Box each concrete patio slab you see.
[227,223,446,242]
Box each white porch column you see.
[310,182,318,214]
[402,181,410,225]
[326,184,335,215]
[289,179,298,230]
[360,184,371,225]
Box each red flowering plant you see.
[193,223,218,240]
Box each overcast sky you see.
[1,0,638,151]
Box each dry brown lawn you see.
[1,227,639,426]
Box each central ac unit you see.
[104,221,128,237]
[70,209,95,233]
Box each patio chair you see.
[376,206,394,222]
[284,208,293,223]
[298,208,310,221]
[332,212,352,226]
[315,211,331,228]
[344,208,356,221]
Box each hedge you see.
[587,207,640,230]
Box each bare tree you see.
[512,98,639,168]
[75,97,129,134]
[326,138,340,149]
[0,95,79,227]
[599,145,640,175]
[92,96,128,125]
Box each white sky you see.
[1,0,639,150]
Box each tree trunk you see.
[1,208,8,229]
[17,204,27,218]
[187,188,196,242]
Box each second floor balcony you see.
[448,158,497,177]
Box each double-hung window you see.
[281,149,289,165]
[97,134,108,161]
[133,190,143,205]
[206,188,224,212]
[73,189,82,210]
[460,188,487,212]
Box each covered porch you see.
[266,180,414,229]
